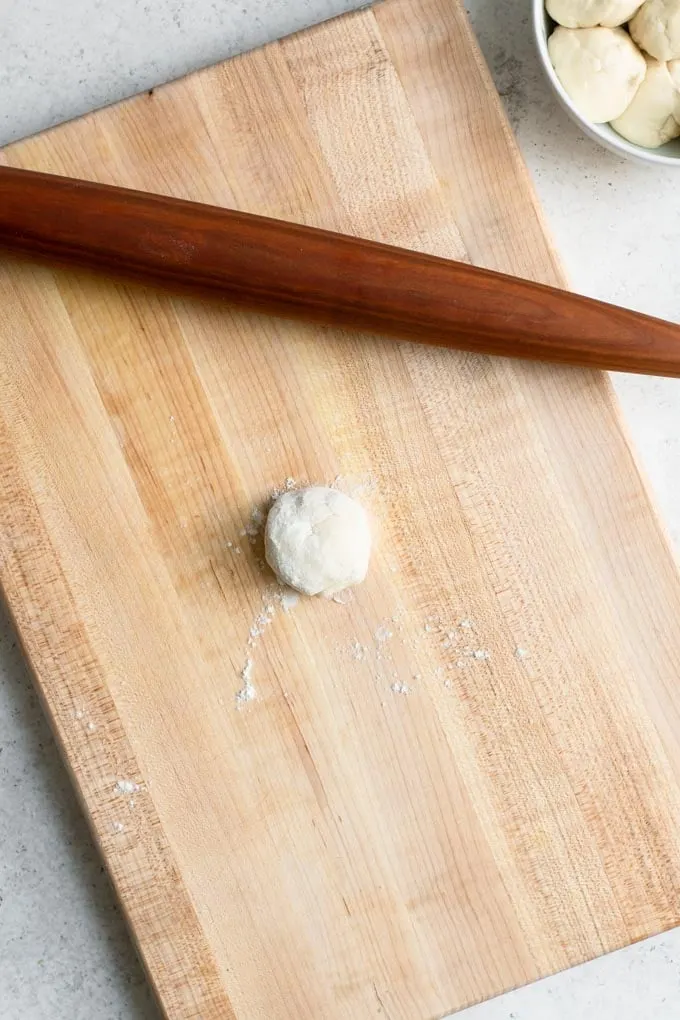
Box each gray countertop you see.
[1,1,680,1017]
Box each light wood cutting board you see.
[3,0,680,1017]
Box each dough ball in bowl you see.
[630,0,680,61]
[611,55,680,146]
[548,26,647,121]
[547,0,643,28]
[265,486,371,596]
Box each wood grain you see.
[2,165,680,376]
[2,1,680,1018]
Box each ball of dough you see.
[611,55,680,146]
[548,26,647,122]
[265,486,371,596]
[630,0,680,61]
[547,0,643,28]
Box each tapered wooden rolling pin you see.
[0,164,679,376]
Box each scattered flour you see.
[515,647,529,660]
[459,646,491,660]
[248,607,276,644]
[227,504,507,710]
[73,707,98,733]
[235,580,305,707]
[114,780,139,796]
[244,506,265,542]
[111,821,125,834]
[271,477,301,499]
[236,659,256,707]
[350,640,367,661]
[281,591,299,614]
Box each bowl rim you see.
[531,0,680,167]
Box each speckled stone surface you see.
[1,1,680,1018]
[0,0,372,146]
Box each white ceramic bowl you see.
[532,0,680,166]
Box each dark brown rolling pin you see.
[1,164,679,376]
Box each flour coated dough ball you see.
[265,486,371,596]
[548,26,647,121]
[611,55,680,145]
[546,0,644,28]
[672,57,680,103]
[630,0,680,61]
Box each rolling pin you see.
[0,164,679,377]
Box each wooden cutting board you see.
[3,0,680,1016]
